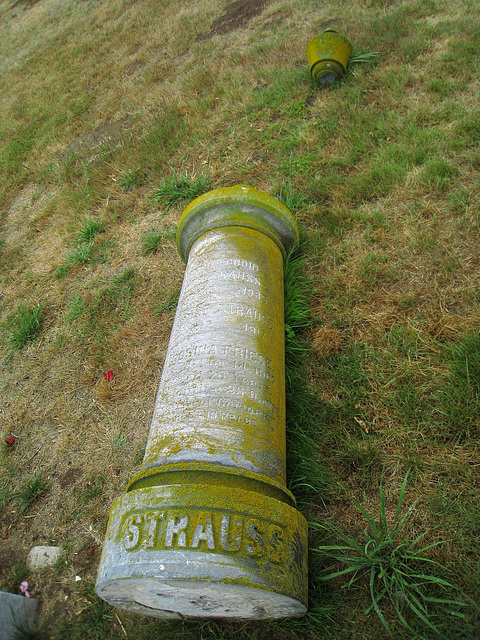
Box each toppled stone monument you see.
[96,185,308,619]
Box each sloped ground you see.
[0,0,479,638]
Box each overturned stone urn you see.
[96,185,308,619]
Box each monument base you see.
[96,484,307,619]
[96,577,306,619]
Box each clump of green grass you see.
[66,240,97,264]
[5,304,43,362]
[150,172,212,211]
[17,471,50,513]
[347,50,380,74]
[252,66,309,113]
[10,0,40,8]
[422,157,459,192]
[112,431,129,450]
[275,182,309,214]
[65,295,87,322]
[449,186,471,213]
[64,269,138,366]
[335,434,384,487]
[140,226,176,253]
[69,269,137,329]
[3,561,29,595]
[76,219,104,242]
[7,304,43,351]
[118,167,143,193]
[314,472,472,636]
[0,116,43,178]
[56,241,97,277]
[143,105,187,157]
[55,218,106,276]
[284,251,311,374]
[56,238,112,277]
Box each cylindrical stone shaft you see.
[96,186,308,620]
[142,225,286,487]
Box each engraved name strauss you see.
[120,509,288,564]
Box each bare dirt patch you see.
[197,0,268,41]
[58,467,83,489]
[124,60,145,78]
[9,0,41,10]
[53,117,133,166]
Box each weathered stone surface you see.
[97,186,307,619]
[0,591,40,640]
[27,545,62,571]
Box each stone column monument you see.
[96,185,308,619]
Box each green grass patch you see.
[65,295,88,323]
[0,116,44,178]
[346,152,408,204]
[359,252,398,288]
[428,480,480,557]
[4,304,43,362]
[284,250,333,507]
[334,434,384,487]
[314,472,475,637]
[140,226,176,253]
[421,157,460,192]
[17,471,50,513]
[154,287,181,316]
[76,219,105,243]
[65,268,138,364]
[100,267,138,304]
[3,562,29,595]
[274,181,309,214]
[316,343,370,427]
[118,167,143,193]
[251,66,312,114]
[81,474,106,502]
[56,240,111,277]
[54,581,113,640]
[436,332,480,442]
[150,172,212,211]
[7,304,43,351]
[142,105,187,159]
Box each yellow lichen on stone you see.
[96,186,307,619]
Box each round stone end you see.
[96,484,308,619]
[97,577,306,620]
[176,185,299,263]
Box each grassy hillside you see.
[0,0,479,638]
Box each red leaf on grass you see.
[5,436,15,446]
[104,370,113,381]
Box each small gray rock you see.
[27,545,62,571]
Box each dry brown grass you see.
[1,0,480,637]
